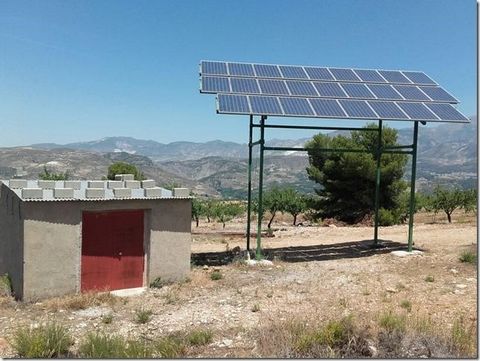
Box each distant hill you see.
[1,115,475,197]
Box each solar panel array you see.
[200,61,469,123]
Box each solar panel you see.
[393,85,430,101]
[200,61,439,86]
[253,64,282,78]
[396,102,438,120]
[286,81,318,96]
[340,83,376,99]
[228,63,255,76]
[313,82,348,98]
[304,67,334,80]
[258,79,290,95]
[425,103,469,121]
[367,84,403,100]
[202,76,230,92]
[202,61,228,75]
[278,97,314,116]
[402,71,436,85]
[353,69,386,83]
[230,78,260,94]
[309,99,346,117]
[329,68,361,82]
[204,61,468,123]
[378,70,412,84]
[216,94,469,123]
[419,86,457,102]
[367,101,409,120]
[249,96,283,114]
[217,94,250,113]
[279,66,308,79]
[338,100,377,118]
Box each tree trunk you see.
[268,212,276,229]
[447,212,452,223]
[195,217,199,227]
[223,222,226,229]
[293,214,297,226]
[207,216,210,223]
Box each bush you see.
[78,333,152,358]
[186,329,213,346]
[12,323,72,358]
[135,308,153,324]
[0,273,12,297]
[378,311,406,332]
[101,313,113,324]
[424,275,435,282]
[149,277,165,288]
[378,208,398,226]
[210,270,223,281]
[459,250,476,264]
[399,300,412,312]
[154,335,186,358]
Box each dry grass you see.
[41,291,118,311]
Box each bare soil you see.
[0,213,477,358]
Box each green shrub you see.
[399,300,412,312]
[378,208,398,226]
[12,323,72,358]
[378,311,406,332]
[210,270,223,281]
[149,277,164,288]
[135,308,153,324]
[186,329,213,346]
[451,316,476,356]
[425,275,435,282]
[251,303,260,312]
[124,340,153,358]
[154,335,186,358]
[0,273,12,297]
[459,250,476,264]
[101,313,113,324]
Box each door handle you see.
[118,252,122,256]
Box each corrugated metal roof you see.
[0,180,192,202]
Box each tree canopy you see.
[107,162,144,180]
[305,124,408,223]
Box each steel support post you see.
[407,121,419,252]
[246,115,253,253]
[373,120,383,245]
[256,116,266,260]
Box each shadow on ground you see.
[191,239,422,266]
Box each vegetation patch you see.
[134,308,153,324]
[210,270,223,280]
[42,291,118,311]
[186,329,213,346]
[459,250,476,264]
[12,323,72,358]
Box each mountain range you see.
[1,116,476,198]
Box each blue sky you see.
[0,0,476,146]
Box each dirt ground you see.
[0,212,477,357]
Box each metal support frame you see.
[407,121,419,252]
[373,120,383,245]
[246,115,253,253]
[256,116,266,260]
[245,117,419,257]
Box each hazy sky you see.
[0,0,476,146]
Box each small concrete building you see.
[0,175,191,301]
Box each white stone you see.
[113,188,132,198]
[22,188,43,199]
[141,179,156,188]
[107,180,124,189]
[125,180,141,189]
[64,180,81,190]
[9,179,28,189]
[173,188,189,197]
[115,174,134,181]
[88,180,105,188]
[37,180,56,189]
[391,250,423,257]
[110,287,146,297]
[144,187,163,197]
[85,188,105,198]
[53,188,74,199]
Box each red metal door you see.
[81,210,144,291]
